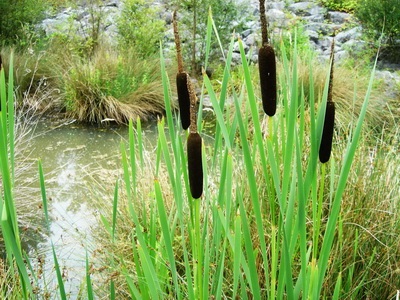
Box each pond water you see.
[15,119,158,298]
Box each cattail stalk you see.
[258,0,277,116]
[319,38,336,163]
[173,11,184,74]
[173,11,191,130]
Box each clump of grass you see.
[44,45,177,124]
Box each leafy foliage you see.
[117,0,165,58]
[319,0,359,12]
[0,0,46,46]
[356,0,400,45]
[172,0,247,72]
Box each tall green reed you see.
[104,19,379,298]
[0,53,32,298]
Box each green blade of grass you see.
[86,251,94,300]
[52,243,67,300]
[154,179,181,299]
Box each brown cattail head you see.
[258,44,277,116]
[176,72,191,130]
[319,101,335,163]
[187,132,203,199]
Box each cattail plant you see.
[258,0,277,116]
[173,11,191,130]
[187,74,203,199]
[319,39,336,163]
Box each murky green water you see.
[15,119,158,298]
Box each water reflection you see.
[18,120,157,298]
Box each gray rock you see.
[164,11,173,24]
[288,2,324,17]
[335,27,361,44]
[327,11,352,24]
[335,50,348,61]
[267,2,285,10]
[231,52,242,64]
[244,32,260,47]
[375,70,400,99]
[304,22,337,36]
[341,39,366,53]
[304,29,319,43]
[266,8,286,24]
[242,29,252,38]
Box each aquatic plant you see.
[258,0,277,116]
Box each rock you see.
[375,70,400,99]
[335,27,361,44]
[304,22,338,36]
[341,39,366,53]
[244,32,260,47]
[327,11,352,24]
[266,8,286,25]
[288,2,325,17]
[335,50,348,61]
[305,29,319,44]
[267,1,285,11]
[164,11,173,25]
[242,29,252,38]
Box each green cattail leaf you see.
[258,45,277,116]
[319,101,335,163]
[187,132,203,199]
[176,72,191,130]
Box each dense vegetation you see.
[0,0,399,298]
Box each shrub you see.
[356,0,400,47]
[172,0,247,73]
[0,0,46,47]
[117,0,165,58]
[319,0,359,12]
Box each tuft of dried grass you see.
[49,45,177,124]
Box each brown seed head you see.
[319,101,335,163]
[176,72,191,130]
[258,45,277,116]
[187,132,203,199]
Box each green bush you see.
[117,0,165,58]
[172,0,247,73]
[319,0,359,12]
[0,0,46,46]
[356,0,400,46]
